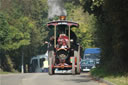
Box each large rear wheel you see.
[74,46,80,74]
[48,51,55,75]
[72,57,75,75]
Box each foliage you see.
[0,14,31,50]
[81,0,128,73]
[0,0,48,72]
[66,3,97,49]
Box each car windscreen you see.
[84,53,100,59]
[81,60,95,65]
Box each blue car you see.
[83,48,101,64]
[80,48,101,71]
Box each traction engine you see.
[47,16,81,75]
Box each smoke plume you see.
[48,0,67,19]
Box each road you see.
[0,72,106,85]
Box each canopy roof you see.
[47,20,79,28]
[84,48,101,54]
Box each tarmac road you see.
[0,72,107,85]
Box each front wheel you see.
[77,45,80,74]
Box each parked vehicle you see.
[29,51,48,72]
[80,48,101,71]
[83,48,101,64]
[80,59,95,71]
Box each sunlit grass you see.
[105,76,128,85]
[91,68,128,85]
[0,71,12,74]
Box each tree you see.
[81,0,128,72]
[66,3,97,49]
[0,0,49,72]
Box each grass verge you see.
[0,70,19,74]
[91,68,128,85]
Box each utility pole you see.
[21,47,24,73]
[0,0,1,9]
[0,49,2,71]
[0,57,1,71]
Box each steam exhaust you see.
[47,0,67,19]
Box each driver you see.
[57,34,69,48]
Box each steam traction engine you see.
[47,16,80,75]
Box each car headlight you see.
[92,65,96,68]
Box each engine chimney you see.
[60,16,66,20]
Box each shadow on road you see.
[62,73,93,83]
[67,78,91,83]
[52,73,73,75]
